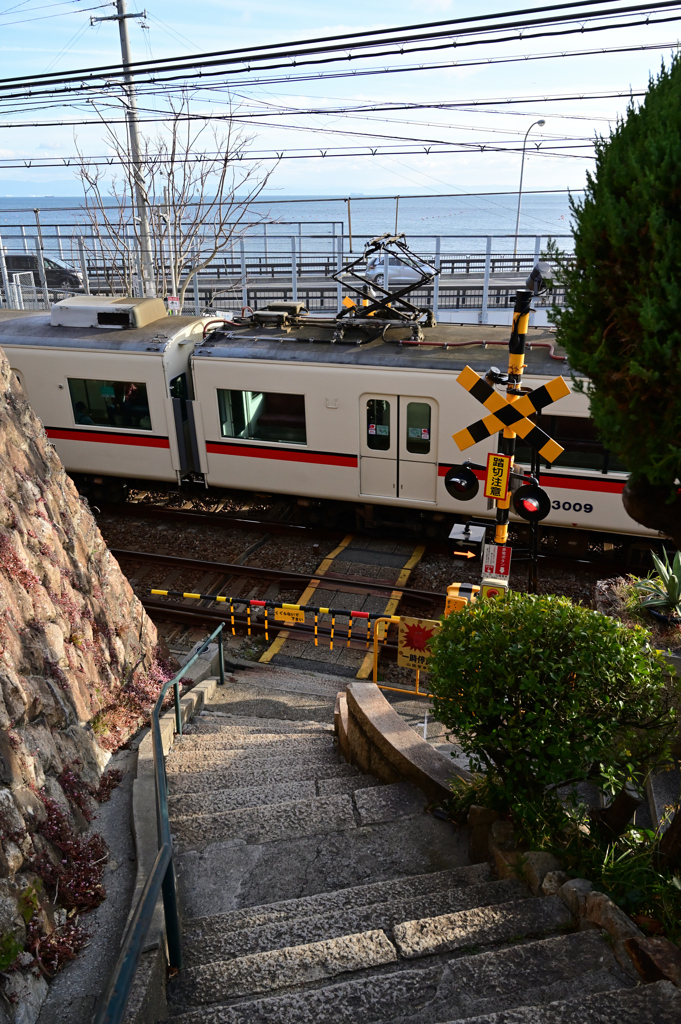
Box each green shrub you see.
[429,593,674,805]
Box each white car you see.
[364,254,434,289]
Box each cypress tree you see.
[554,57,681,546]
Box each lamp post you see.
[513,119,545,257]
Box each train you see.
[0,295,658,563]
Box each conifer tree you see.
[554,58,681,547]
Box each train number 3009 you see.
[551,500,593,513]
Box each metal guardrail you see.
[93,623,226,1024]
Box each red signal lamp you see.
[512,482,551,522]
[444,464,479,501]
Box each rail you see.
[93,623,226,1024]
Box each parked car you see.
[3,254,83,290]
[364,253,434,289]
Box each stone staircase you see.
[161,669,681,1024]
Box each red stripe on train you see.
[46,428,170,449]
[437,464,625,494]
[206,443,357,468]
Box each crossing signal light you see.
[444,464,479,502]
[513,482,551,522]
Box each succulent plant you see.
[633,550,681,617]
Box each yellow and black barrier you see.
[149,588,372,650]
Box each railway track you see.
[115,535,435,679]
[99,495,644,572]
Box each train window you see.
[514,415,627,473]
[67,378,152,430]
[218,390,307,444]
[406,402,431,455]
[169,373,189,423]
[366,399,390,451]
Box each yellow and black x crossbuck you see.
[452,365,571,464]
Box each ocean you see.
[0,192,575,258]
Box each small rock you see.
[541,870,569,896]
[521,852,563,897]
[558,877,593,915]
[490,820,515,851]
[2,842,23,876]
[107,859,118,872]
[625,935,681,987]
[3,969,48,1024]
[584,890,643,942]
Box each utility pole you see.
[92,2,155,296]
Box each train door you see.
[360,394,397,498]
[398,396,438,502]
[359,394,438,502]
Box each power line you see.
[0,87,646,130]
[0,35,674,113]
[0,141,596,169]
[0,0,110,25]
[0,0,677,97]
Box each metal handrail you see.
[93,623,226,1024]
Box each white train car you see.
[0,296,653,551]
[188,321,639,539]
[0,297,210,500]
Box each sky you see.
[0,0,678,198]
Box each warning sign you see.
[482,544,512,580]
[397,616,440,669]
[167,295,180,314]
[484,452,511,502]
[274,608,305,624]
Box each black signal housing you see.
[444,464,479,502]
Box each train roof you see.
[0,310,204,354]
[193,320,573,377]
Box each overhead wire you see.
[0,0,679,95]
[0,87,646,128]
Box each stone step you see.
[192,713,334,734]
[173,929,398,1008]
[441,979,681,1023]
[393,895,573,959]
[174,732,336,752]
[172,782,426,846]
[165,747,341,775]
[185,864,492,936]
[168,774,379,819]
[183,878,528,968]
[166,930,627,1024]
[317,775,381,797]
[167,760,360,796]
[171,793,358,848]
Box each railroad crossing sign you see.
[452,365,570,464]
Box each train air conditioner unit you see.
[51,295,168,330]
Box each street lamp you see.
[513,119,545,257]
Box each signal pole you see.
[494,288,533,547]
[91,1,156,296]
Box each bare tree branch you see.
[74,91,274,308]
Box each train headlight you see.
[444,464,479,502]
[512,482,551,522]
